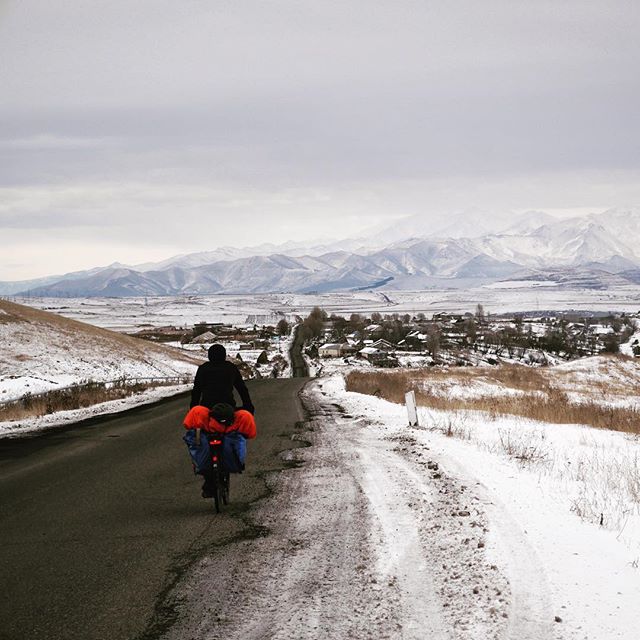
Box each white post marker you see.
[405,390,419,427]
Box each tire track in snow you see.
[489,503,556,640]
[355,442,450,639]
[435,450,557,639]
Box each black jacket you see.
[190,360,254,412]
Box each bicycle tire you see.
[212,477,221,513]
[221,472,230,505]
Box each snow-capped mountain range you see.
[4,208,640,296]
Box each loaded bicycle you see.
[182,403,257,513]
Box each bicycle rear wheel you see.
[221,472,230,505]
[212,476,221,513]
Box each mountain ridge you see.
[6,207,640,296]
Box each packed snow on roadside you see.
[321,373,640,640]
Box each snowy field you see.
[11,285,640,332]
[0,302,197,402]
[322,354,640,412]
[314,374,640,639]
[0,300,199,437]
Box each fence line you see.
[0,375,192,410]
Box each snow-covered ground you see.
[0,300,198,404]
[551,356,640,409]
[484,280,560,289]
[620,330,640,357]
[0,299,199,436]
[12,286,640,332]
[313,373,640,639]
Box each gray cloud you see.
[0,1,639,278]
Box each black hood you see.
[208,343,227,362]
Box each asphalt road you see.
[0,378,308,640]
[289,324,310,377]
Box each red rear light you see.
[212,455,218,462]
[209,440,222,446]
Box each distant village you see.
[130,304,640,376]
[130,319,292,379]
[305,306,639,368]
[310,305,640,367]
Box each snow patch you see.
[323,372,640,639]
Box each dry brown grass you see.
[484,365,547,391]
[0,379,180,422]
[0,307,22,324]
[345,366,640,434]
[356,363,549,393]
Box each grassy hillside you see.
[0,299,201,404]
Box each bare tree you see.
[464,317,477,348]
[276,318,290,336]
[425,324,441,358]
[303,306,327,338]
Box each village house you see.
[432,313,465,323]
[370,338,396,352]
[405,330,428,349]
[363,324,384,339]
[318,343,354,358]
[358,346,399,367]
[358,346,385,362]
[190,330,217,344]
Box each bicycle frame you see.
[207,437,230,512]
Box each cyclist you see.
[190,343,255,414]
[183,403,257,498]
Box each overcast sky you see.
[1,0,639,280]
